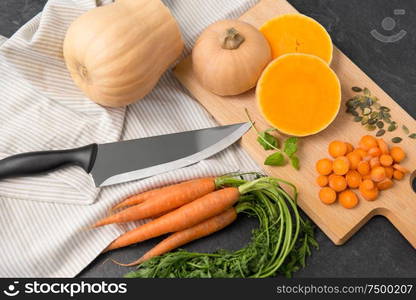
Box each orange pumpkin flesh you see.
[260,14,333,63]
[256,53,341,137]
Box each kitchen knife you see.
[0,122,251,187]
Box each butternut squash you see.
[260,14,333,63]
[63,0,184,107]
[192,20,271,96]
[256,53,341,137]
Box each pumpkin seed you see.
[381,112,392,123]
[391,137,402,143]
[363,107,372,115]
[361,116,369,125]
[366,97,373,106]
[387,123,397,132]
[368,118,377,125]
[352,86,362,92]
[409,133,416,139]
[359,102,368,109]
[346,99,359,108]
[346,99,355,107]
[402,125,409,134]
[371,111,379,119]
[376,121,384,128]
[354,116,363,122]
[376,129,385,137]
[363,87,371,96]
[366,124,376,131]
[380,106,390,112]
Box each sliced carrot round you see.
[361,179,375,190]
[339,189,359,209]
[377,138,389,154]
[357,161,370,175]
[345,170,362,189]
[328,141,347,158]
[393,170,404,180]
[390,146,406,163]
[359,184,379,201]
[319,187,337,204]
[371,167,386,182]
[380,154,393,167]
[377,178,394,190]
[359,135,377,151]
[316,175,329,187]
[345,142,354,154]
[333,156,350,175]
[316,158,333,175]
[384,167,394,179]
[371,166,386,182]
[347,152,361,170]
[329,174,347,192]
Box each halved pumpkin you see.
[260,14,333,63]
[256,53,341,137]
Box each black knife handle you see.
[0,144,98,180]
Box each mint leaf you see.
[264,151,285,166]
[284,137,298,157]
[257,130,279,150]
[290,155,300,170]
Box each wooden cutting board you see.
[174,0,416,247]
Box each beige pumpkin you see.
[192,20,272,96]
[63,0,184,107]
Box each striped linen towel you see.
[0,0,260,277]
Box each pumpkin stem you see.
[78,65,89,80]
[221,27,245,50]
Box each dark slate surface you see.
[1,0,415,278]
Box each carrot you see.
[113,208,237,266]
[151,208,175,219]
[111,178,215,211]
[94,178,216,227]
[104,187,240,252]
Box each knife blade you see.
[0,122,251,187]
